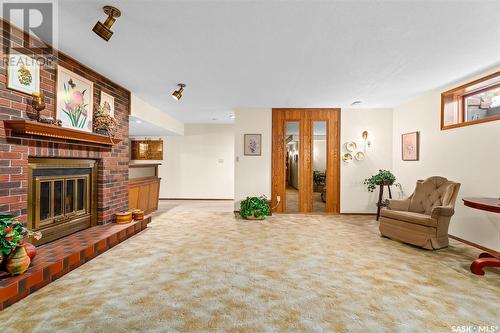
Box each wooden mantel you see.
[4,120,122,146]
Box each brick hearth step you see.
[0,217,151,310]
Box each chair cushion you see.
[380,209,438,227]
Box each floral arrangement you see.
[0,215,41,257]
[62,79,89,129]
[93,103,117,136]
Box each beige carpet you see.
[1,212,499,332]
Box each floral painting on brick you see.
[56,65,94,132]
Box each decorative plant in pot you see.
[239,196,271,220]
[93,104,117,137]
[363,169,397,192]
[0,215,42,276]
[313,170,326,193]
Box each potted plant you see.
[93,104,117,136]
[239,196,271,220]
[363,169,397,192]
[1,215,42,275]
[313,170,326,192]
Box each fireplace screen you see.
[36,175,89,227]
[28,158,97,245]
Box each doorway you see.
[271,108,340,214]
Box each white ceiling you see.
[53,0,500,124]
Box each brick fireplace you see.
[0,19,130,236]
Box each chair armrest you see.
[386,198,410,211]
[431,205,455,218]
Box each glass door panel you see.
[285,121,300,213]
[312,121,327,212]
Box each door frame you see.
[271,108,341,214]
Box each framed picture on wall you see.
[402,131,419,161]
[100,91,115,117]
[56,65,94,132]
[244,134,261,156]
[7,50,40,95]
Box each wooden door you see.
[272,108,340,213]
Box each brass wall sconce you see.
[172,83,186,101]
[92,6,121,41]
[362,130,372,151]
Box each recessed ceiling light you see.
[172,83,186,101]
[229,114,235,119]
[135,120,142,124]
[351,101,362,106]
[212,118,217,121]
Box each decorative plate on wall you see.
[345,141,357,152]
[355,152,365,161]
[342,153,353,162]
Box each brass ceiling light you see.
[172,84,186,101]
[92,6,121,42]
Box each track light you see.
[92,6,121,42]
[172,84,186,101]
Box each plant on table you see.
[363,170,397,192]
[239,196,271,220]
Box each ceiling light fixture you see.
[92,5,121,42]
[229,114,235,119]
[351,100,362,106]
[172,83,186,101]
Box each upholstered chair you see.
[379,176,461,250]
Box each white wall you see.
[313,139,327,171]
[234,108,272,209]
[341,108,394,213]
[131,124,234,199]
[232,108,393,213]
[392,66,500,251]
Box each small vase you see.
[24,242,37,260]
[6,246,31,276]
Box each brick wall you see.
[0,20,130,225]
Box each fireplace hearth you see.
[28,158,98,245]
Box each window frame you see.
[440,71,500,130]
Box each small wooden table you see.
[462,197,500,276]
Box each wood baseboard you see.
[340,213,377,216]
[449,235,500,257]
[159,198,234,201]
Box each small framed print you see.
[100,91,115,117]
[7,50,40,95]
[244,134,261,156]
[402,131,419,161]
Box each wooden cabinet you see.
[131,139,163,160]
[129,164,161,214]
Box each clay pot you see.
[24,242,37,260]
[6,246,31,276]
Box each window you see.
[441,71,500,130]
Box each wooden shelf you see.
[4,120,121,146]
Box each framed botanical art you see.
[244,134,261,156]
[402,131,419,161]
[7,50,40,95]
[56,65,94,132]
[100,91,115,117]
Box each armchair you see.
[379,176,461,250]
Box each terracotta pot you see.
[24,242,37,260]
[6,246,31,276]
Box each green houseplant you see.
[363,170,397,192]
[313,170,326,192]
[239,196,271,220]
